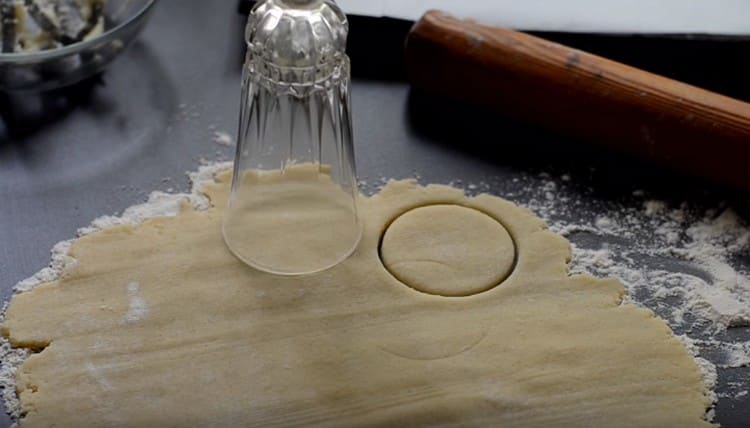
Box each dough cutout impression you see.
[380,204,516,296]
[1,168,711,427]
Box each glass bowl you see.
[0,0,158,92]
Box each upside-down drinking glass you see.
[223,0,361,275]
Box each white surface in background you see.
[337,0,750,35]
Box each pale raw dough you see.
[223,165,361,275]
[381,204,515,296]
[2,170,710,427]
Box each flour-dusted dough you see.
[2,171,710,427]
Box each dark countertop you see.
[1,1,748,427]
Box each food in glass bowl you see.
[0,0,156,91]
[1,0,108,53]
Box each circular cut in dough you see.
[380,204,515,296]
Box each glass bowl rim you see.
[0,0,158,64]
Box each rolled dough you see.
[1,169,710,427]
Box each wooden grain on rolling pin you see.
[405,11,750,191]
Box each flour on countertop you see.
[510,173,750,421]
[76,162,232,237]
[14,241,76,293]
[677,334,718,404]
[212,131,234,147]
[515,175,750,333]
[0,303,28,427]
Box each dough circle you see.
[380,204,515,296]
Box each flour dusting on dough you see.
[124,283,147,324]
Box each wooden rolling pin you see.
[405,11,750,191]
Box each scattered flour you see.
[677,334,718,404]
[76,162,231,237]
[0,303,29,427]
[14,241,76,293]
[212,131,234,147]
[517,176,750,335]
[514,173,750,422]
